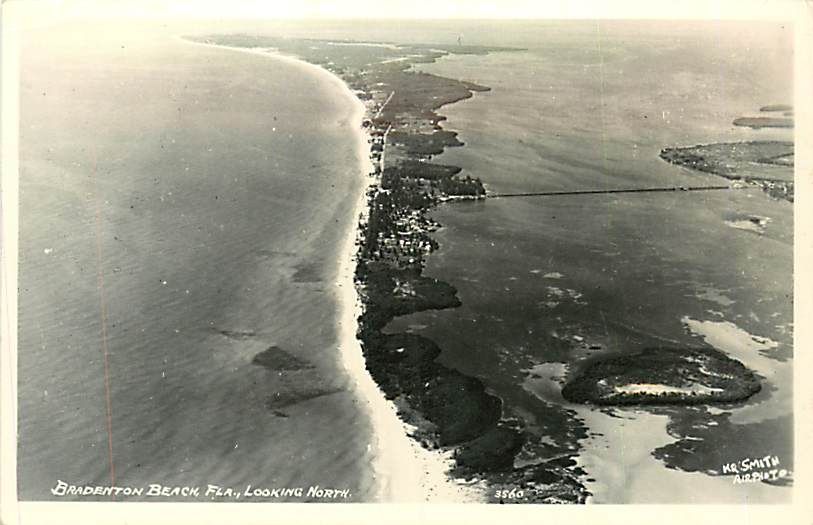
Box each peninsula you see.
[660,140,794,201]
[660,103,794,201]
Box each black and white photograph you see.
[1,0,810,522]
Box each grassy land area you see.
[660,141,794,201]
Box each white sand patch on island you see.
[613,383,723,395]
[180,37,483,502]
[325,41,401,50]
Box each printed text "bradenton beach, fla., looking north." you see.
[50,480,352,500]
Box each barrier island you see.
[186,34,589,503]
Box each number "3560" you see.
[494,488,524,500]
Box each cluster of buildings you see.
[755,179,794,201]
[355,81,485,274]
[369,209,439,270]
[357,95,440,271]
[731,178,794,202]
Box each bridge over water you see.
[487,185,734,198]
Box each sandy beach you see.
[333,62,485,503]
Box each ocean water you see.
[385,20,794,502]
[17,23,376,500]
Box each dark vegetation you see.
[562,347,761,406]
[388,130,464,155]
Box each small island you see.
[733,117,793,129]
[759,104,792,113]
[733,103,794,129]
[562,347,761,406]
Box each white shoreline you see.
[179,36,482,502]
